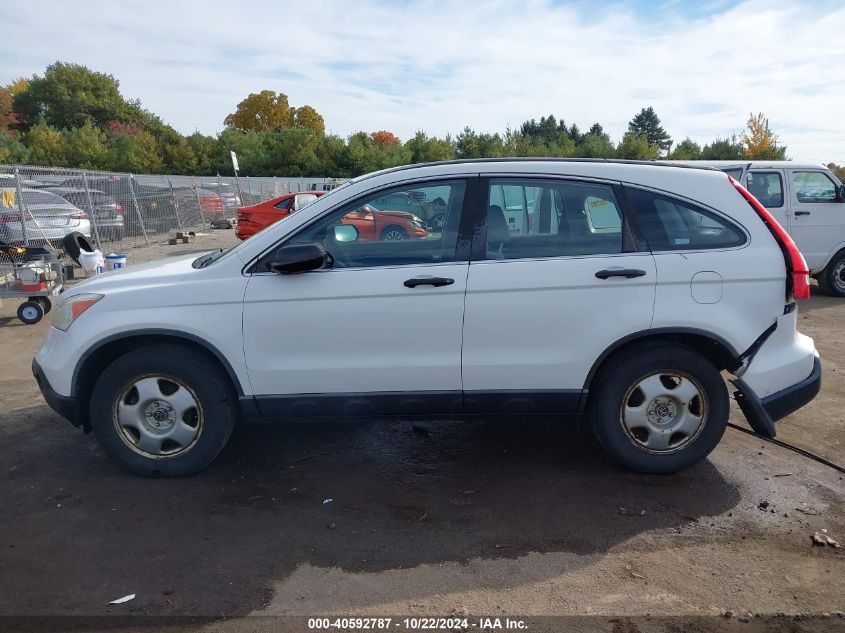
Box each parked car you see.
[43,187,125,242]
[59,176,178,235]
[676,161,845,296]
[0,188,91,244]
[370,189,450,231]
[34,159,820,477]
[236,192,324,240]
[236,193,428,242]
[200,182,241,213]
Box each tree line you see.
[0,61,838,179]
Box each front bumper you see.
[731,355,821,438]
[32,359,82,429]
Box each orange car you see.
[236,192,324,240]
[237,194,429,242]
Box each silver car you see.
[0,188,92,244]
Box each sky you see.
[2,0,844,163]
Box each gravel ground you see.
[0,230,842,632]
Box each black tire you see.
[61,232,95,265]
[32,296,51,314]
[816,250,845,297]
[380,225,408,241]
[89,344,237,477]
[17,300,44,325]
[588,344,728,474]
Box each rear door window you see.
[625,187,746,251]
[484,179,624,259]
[746,171,784,208]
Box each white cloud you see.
[2,0,844,162]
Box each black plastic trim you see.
[761,356,822,422]
[33,360,81,429]
[583,327,742,391]
[254,391,464,418]
[731,356,821,439]
[71,329,246,398]
[463,390,585,415]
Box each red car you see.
[236,194,428,242]
[236,192,324,240]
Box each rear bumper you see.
[732,355,821,438]
[32,359,82,429]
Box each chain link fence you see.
[0,164,340,255]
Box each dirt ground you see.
[0,231,843,633]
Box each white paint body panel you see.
[242,263,468,395]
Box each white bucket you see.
[105,253,127,271]
[79,250,105,275]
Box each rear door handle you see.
[404,276,454,288]
[595,268,647,280]
[794,211,811,216]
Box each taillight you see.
[69,212,88,220]
[0,212,22,224]
[729,175,810,300]
[115,204,125,215]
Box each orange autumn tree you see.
[371,130,400,147]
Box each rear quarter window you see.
[625,187,746,251]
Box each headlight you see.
[53,293,103,331]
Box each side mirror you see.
[837,184,845,203]
[332,224,359,242]
[269,243,327,274]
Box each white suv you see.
[678,161,845,296]
[33,160,822,477]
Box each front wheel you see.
[817,251,845,297]
[89,344,237,477]
[589,345,728,473]
[380,226,408,241]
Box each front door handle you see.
[794,211,811,216]
[404,276,455,288]
[595,268,647,280]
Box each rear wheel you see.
[589,344,728,473]
[817,251,845,297]
[89,344,237,477]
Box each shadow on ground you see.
[0,407,740,615]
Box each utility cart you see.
[0,246,64,325]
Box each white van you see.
[677,161,845,296]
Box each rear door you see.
[461,177,656,414]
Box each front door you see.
[242,178,472,417]
[461,177,657,414]
[786,169,845,271]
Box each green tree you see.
[108,130,165,173]
[293,105,325,135]
[26,123,64,165]
[627,107,672,153]
[455,127,504,158]
[0,87,17,133]
[577,129,615,158]
[186,132,218,175]
[616,132,660,160]
[59,123,108,169]
[741,112,786,159]
[14,62,128,132]
[405,131,455,164]
[0,132,30,163]
[160,136,198,174]
[701,135,744,160]
[670,137,702,160]
[224,90,295,132]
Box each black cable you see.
[727,422,845,474]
